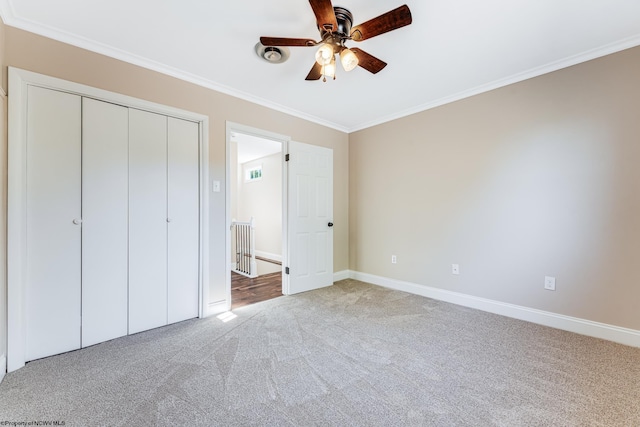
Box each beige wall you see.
[238,152,282,276]
[238,152,282,256]
[230,142,239,224]
[0,17,5,92]
[350,46,640,330]
[0,17,7,368]
[230,149,283,276]
[2,26,349,306]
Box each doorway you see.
[228,125,285,309]
[225,122,335,311]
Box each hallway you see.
[231,271,282,309]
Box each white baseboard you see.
[207,300,229,316]
[231,269,257,279]
[351,271,640,348]
[0,354,6,384]
[333,270,350,282]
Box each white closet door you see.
[167,117,200,323]
[26,86,81,360]
[129,108,168,334]
[81,98,129,347]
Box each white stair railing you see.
[231,217,257,278]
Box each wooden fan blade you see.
[309,0,338,32]
[260,37,316,47]
[350,4,412,42]
[305,62,323,80]
[350,48,387,74]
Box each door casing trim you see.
[225,122,291,305]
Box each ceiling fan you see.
[259,0,412,81]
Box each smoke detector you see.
[255,42,290,64]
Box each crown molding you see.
[0,2,350,133]
[2,1,639,134]
[0,0,14,24]
[349,34,640,133]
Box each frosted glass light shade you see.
[323,58,336,79]
[315,44,334,65]
[340,48,359,72]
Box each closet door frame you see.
[7,67,210,373]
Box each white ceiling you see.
[1,0,639,132]
[232,132,282,165]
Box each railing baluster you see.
[231,218,257,278]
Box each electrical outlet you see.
[544,276,556,291]
[452,264,460,275]
[391,255,397,264]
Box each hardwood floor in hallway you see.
[231,271,283,309]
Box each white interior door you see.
[25,86,82,360]
[81,98,129,347]
[167,117,200,323]
[129,108,168,334]
[286,141,333,295]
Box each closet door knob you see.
[72,218,82,225]
[167,218,172,223]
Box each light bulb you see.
[323,57,336,81]
[324,62,336,77]
[340,48,359,72]
[315,44,334,65]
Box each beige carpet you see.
[1,279,639,426]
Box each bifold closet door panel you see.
[129,108,168,334]
[167,117,200,323]
[25,86,81,361]
[81,98,129,347]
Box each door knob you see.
[328,222,334,227]
[167,218,172,223]
[72,219,82,225]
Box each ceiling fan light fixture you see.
[315,43,334,65]
[259,3,412,81]
[340,48,358,72]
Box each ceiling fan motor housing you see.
[318,7,353,51]
[332,7,353,37]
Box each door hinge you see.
[285,267,290,275]
[285,154,290,162]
